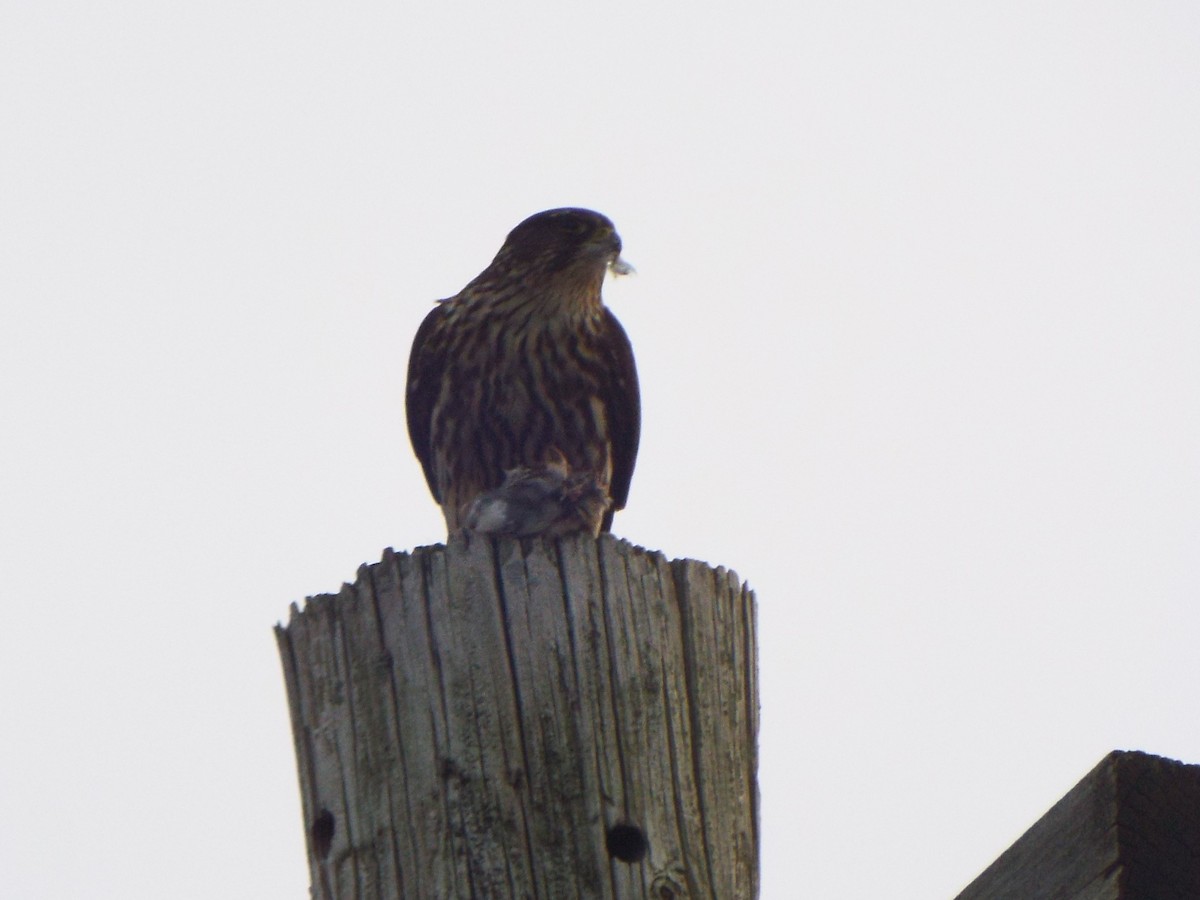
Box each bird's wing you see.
[405,303,449,503]
[599,308,641,530]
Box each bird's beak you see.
[609,256,635,277]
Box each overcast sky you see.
[3,2,1199,897]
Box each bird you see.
[405,207,640,537]
[463,451,612,538]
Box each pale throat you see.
[536,261,609,315]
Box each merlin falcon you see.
[405,208,640,536]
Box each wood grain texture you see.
[276,534,758,899]
[955,750,1200,900]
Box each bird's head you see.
[494,208,633,285]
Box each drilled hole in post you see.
[605,822,647,863]
[311,809,335,859]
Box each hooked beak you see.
[608,256,635,277]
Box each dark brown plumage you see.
[405,208,640,536]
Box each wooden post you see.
[956,750,1200,899]
[276,533,759,899]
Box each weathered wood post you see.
[276,533,758,899]
[956,750,1200,899]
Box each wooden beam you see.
[276,533,759,899]
[956,750,1200,899]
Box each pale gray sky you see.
[3,2,1199,897]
